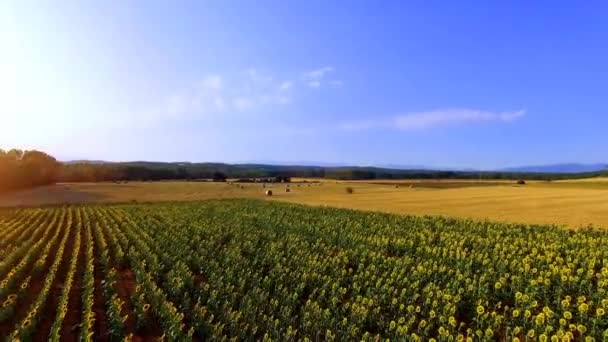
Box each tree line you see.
[0,149,61,193]
[1,148,607,193]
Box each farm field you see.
[1,179,608,228]
[1,199,608,340]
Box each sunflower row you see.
[9,207,72,340]
[106,207,194,339]
[80,210,96,342]
[0,208,64,323]
[0,209,45,252]
[103,268,128,340]
[0,209,60,300]
[0,209,55,281]
[49,207,82,341]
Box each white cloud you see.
[200,75,223,91]
[340,109,526,131]
[158,70,297,118]
[213,97,226,111]
[394,109,525,130]
[307,80,321,88]
[132,67,341,127]
[279,81,293,90]
[304,66,333,80]
[166,94,187,116]
[302,66,335,88]
[234,97,255,111]
[246,68,273,83]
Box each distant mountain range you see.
[64,160,608,174]
[260,162,608,174]
[499,163,608,174]
[64,160,110,165]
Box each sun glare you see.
[0,28,68,141]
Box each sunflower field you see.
[0,199,607,341]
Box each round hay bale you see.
[265,190,273,196]
[285,188,291,192]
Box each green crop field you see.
[1,199,608,340]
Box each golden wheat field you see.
[1,178,607,229]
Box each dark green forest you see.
[1,148,607,193]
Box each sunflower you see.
[535,313,545,326]
[579,303,589,313]
[449,316,457,327]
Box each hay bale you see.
[346,187,354,194]
[265,190,273,196]
[517,179,526,185]
[285,188,291,192]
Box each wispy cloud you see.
[340,109,526,131]
[307,80,321,88]
[161,70,295,118]
[279,81,293,90]
[233,97,255,111]
[200,75,223,91]
[302,66,343,88]
[164,75,227,117]
[329,80,344,87]
[304,66,333,79]
[116,67,343,129]
[245,68,273,83]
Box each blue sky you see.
[1,1,607,169]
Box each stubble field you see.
[1,178,608,229]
